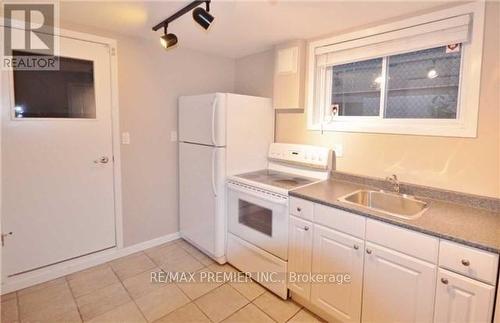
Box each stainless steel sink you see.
[338,190,429,220]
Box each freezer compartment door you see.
[179,93,226,146]
[179,142,226,257]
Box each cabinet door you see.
[362,242,437,323]
[288,216,313,299]
[310,224,364,323]
[434,268,495,323]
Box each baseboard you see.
[0,232,180,294]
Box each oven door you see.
[227,181,289,260]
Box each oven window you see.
[238,199,272,237]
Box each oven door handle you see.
[227,182,288,205]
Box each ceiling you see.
[60,1,460,58]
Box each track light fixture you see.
[152,0,214,50]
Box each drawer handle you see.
[296,207,302,212]
[461,259,470,267]
[441,278,449,285]
[353,245,359,250]
[366,249,372,254]
[304,226,309,231]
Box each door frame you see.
[0,20,124,279]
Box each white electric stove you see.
[226,143,331,299]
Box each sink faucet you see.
[386,174,400,193]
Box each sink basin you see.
[338,190,428,220]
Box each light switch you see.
[170,130,178,142]
[121,132,130,145]
[334,144,343,157]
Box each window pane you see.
[331,58,382,117]
[238,199,272,237]
[385,46,461,119]
[13,51,96,119]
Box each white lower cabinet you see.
[361,242,437,323]
[287,199,498,323]
[310,224,364,323]
[288,216,313,299]
[434,268,495,323]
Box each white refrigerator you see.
[178,93,274,263]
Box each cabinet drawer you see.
[439,240,499,285]
[314,204,365,239]
[289,197,313,221]
[366,219,439,263]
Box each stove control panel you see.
[268,143,331,169]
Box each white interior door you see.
[1,30,116,276]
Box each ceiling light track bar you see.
[152,0,210,31]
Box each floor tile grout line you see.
[251,292,303,323]
[226,302,278,323]
[108,263,150,323]
[171,281,215,323]
[64,275,84,322]
[285,307,303,322]
[197,282,250,322]
[14,277,67,298]
[14,291,21,322]
[66,264,120,299]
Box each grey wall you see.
[116,36,235,246]
[61,22,236,246]
[234,50,274,98]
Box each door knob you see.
[441,278,449,285]
[94,156,109,164]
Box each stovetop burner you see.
[233,169,317,191]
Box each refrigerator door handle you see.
[211,149,218,197]
[211,96,218,146]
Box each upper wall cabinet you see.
[273,40,306,110]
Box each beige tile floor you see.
[0,239,326,323]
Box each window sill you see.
[308,119,477,138]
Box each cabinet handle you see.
[441,278,449,285]
[296,207,302,212]
[461,259,470,266]
[366,249,372,254]
[353,245,359,250]
[304,226,309,231]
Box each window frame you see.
[306,2,485,137]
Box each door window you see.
[12,51,96,119]
[238,199,272,236]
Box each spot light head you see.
[160,26,178,49]
[193,6,214,30]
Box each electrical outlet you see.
[170,130,178,142]
[121,132,130,145]
[334,144,343,157]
